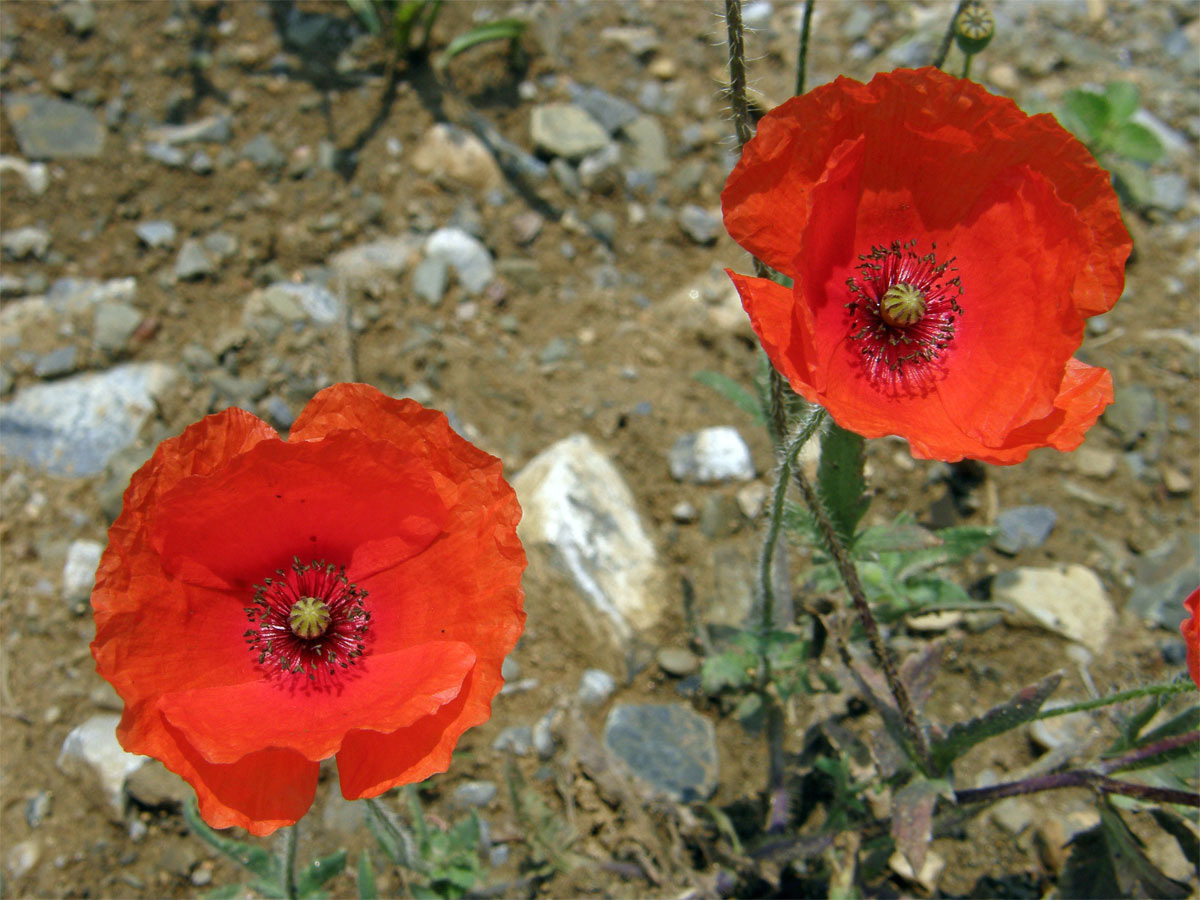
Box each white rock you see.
[329,235,420,293]
[514,434,663,643]
[0,155,49,194]
[62,539,104,607]
[424,227,494,295]
[0,363,176,476]
[578,668,617,706]
[669,427,755,483]
[57,714,146,816]
[735,481,769,519]
[5,839,38,880]
[992,564,1115,653]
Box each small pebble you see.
[578,668,616,706]
[656,647,700,677]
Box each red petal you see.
[1182,588,1200,690]
[158,641,475,763]
[149,432,446,590]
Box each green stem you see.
[282,822,298,900]
[725,0,754,152]
[1034,681,1195,721]
[794,0,815,97]
[791,464,935,776]
[961,52,974,79]
[759,409,827,635]
[931,0,970,69]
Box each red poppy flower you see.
[1182,588,1200,690]
[91,383,525,835]
[722,67,1130,464]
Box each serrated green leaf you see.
[692,370,767,424]
[183,798,278,881]
[1104,81,1140,122]
[1110,121,1164,163]
[930,672,1061,774]
[934,525,993,560]
[357,851,378,900]
[700,649,756,693]
[297,850,347,899]
[345,0,382,35]
[854,523,942,555]
[438,18,526,68]
[1061,89,1111,144]
[817,421,869,547]
[1119,694,1171,748]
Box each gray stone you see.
[501,656,521,681]
[578,668,617,706]
[604,703,718,802]
[412,255,449,305]
[329,236,419,293]
[62,539,103,610]
[61,0,96,34]
[451,781,498,809]
[24,791,50,828]
[0,362,176,476]
[532,711,557,759]
[175,238,214,280]
[601,25,659,55]
[135,220,176,248]
[531,104,610,160]
[1029,703,1097,752]
[144,114,232,145]
[251,282,343,326]
[993,506,1057,555]
[93,302,142,353]
[886,33,937,69]
[492,725,533,756]
[57,714,146,816]
[657,647,700,677]
[699,493,744,539]
[549,158,581,196]
[1,226,51,260]
[260,396,294,429]
[1149,173,1188,213]
[0,155,49,194]
[992,564,1115,653]
[4,94,105,158]
[620,115,670,175]
[124,760,190,811]
[671,501,698,524]
[424,227,494,296]
[578,142,622,191]
[1129,534,1200,629]
[670,427,755,483]
[5,840,39,880]
[144,141,185,167]
[514,434,664,645]
[33,346,77,379]
[242,133,285,170]
[566,84,640,134]
[678,205,721,245]
[203,231,238,261]
[189,151,214,174]
[538,337,574,365]
[1102,384,1158,447]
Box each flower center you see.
[244,558,370,679]
[288,597,331,639]
[879,283,927,327]
[845,240,963,391]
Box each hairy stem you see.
[282,822,298,900]
[1034,681,1195,721]
[791,466,934,775]
[794,0,816,97]
[725,0,754,151]
[931,0,970,69]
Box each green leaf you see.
[202,886,248,900]
[1150,808,1200,878]
[357,851,378,900]
[438,18,527,69]
[392,0,431,51]
[1097,802,1192,898]
[1109,121,1164,163]
[1061,89,1111,144]
[891,778,954,877]
[1110,707,1200,772]
[183,798,278,881]
[692,370,767,424]
[1119,694,1171,748]
[297,850,347,899]
[700,649,756,694]
[930,672,1061,774]
[934,525,993,561]
[1109,159,1154,208]
[734,692,765,729]
[1060,822,1121,899]
[854,522,942,555]
[1103,81,1140,122]
[817,421,869,547]
[345,0,382,35]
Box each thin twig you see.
[1095,730,1200,776]
[794,0,815,97]
[931,0,970,69]
[956,771,1199,808]
[791,465,934,775]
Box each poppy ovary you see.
[288,596,332,639]
[879,282,927,328]
[244,557,370,678]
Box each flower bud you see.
[955,1,994,55]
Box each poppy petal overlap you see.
[722,68,1130,464]
[91,383,526,835]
